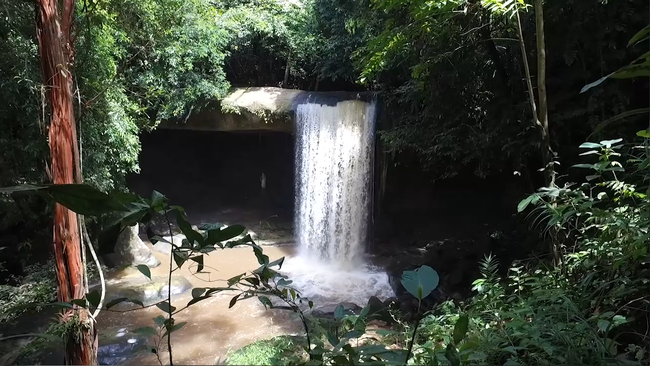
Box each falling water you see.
[294,98,377,267]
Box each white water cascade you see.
[294,98,376,266]
[281,96,394,306]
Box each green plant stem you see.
[405,317,422,364]
[163,209,175,366]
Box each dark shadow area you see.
[129,129,294,229]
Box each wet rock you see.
[115,224,160,268]
[100,275,192,309]
[311,302,362,318]
[98,326,149,365]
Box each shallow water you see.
[97,243,394,365]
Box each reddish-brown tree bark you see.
[36,0,97,364]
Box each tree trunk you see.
[36,0,98,364]
[534,0,554,188]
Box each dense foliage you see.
[0,0,648,364]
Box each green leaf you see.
[175,210,203,247]
[170,322,187,333]
[0,184,47,194]
[267,256,285,269]
[190,255,204,272]
[229,294,240,308]
[86,290,101,308]
[400,265,439,300]
[187,295,211,307]
[173,251,189,268]
[98,223,122,255]
[105,297,129,309]
[133,326,158,337]
[136,264,151,280]
[587,108,649,138]
[334,304,345,320]
[258,296,273,309]
[572,163,595,169]
[445,343,460,366]
[517,195,535,213]
[127,299,145,308]
[628,25,649,47]
[579,142,602,149]
[452,315,469,344]
[48,184,124,216]
[207,224,246,244]
[227,273,245,287]
[599,138,623,147]
[637,129,650,138]
[153,315,166,327]
[71,299,87,307]
[156,301,176,313]
[150,191,167,210]
[191,288,206,298]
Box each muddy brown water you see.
[97,244,303,365]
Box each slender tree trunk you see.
[515,10,538,129]
[36,0,98,364]
[516,3,560,265]
[283,52,291,88]
[534,0,554,189]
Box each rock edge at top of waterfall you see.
[157,87,378,133]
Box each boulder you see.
[114,224,160,268]
[100,275,192,310]
[98,326,149,365]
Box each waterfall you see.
[294,98,376,268]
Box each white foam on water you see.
[280,254,394,307]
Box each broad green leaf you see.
[599,138,623,147]
[187,295,211,307]
[136,264,151,280]
[191,288,206,298]
[86,290,101,308]
[190,255,204,272]
[628,25,649,47]
[48,184,124,216]
[207,225,246,244]
[400,265,439,300]
[153,315,166,327]
[156,301,176,313]
[452,315,469,344]
[105,297,129,309]
[0,184,47,194]
[173,251,189,268]
[170,322,187,333]
[128,299,145,307]
[579,142,602,149]
[637,129,650,138]
[150,191,167,210]
[175,210,203,247]
[334,304,345,320]
[517,195,534,213]
[445,343,460,366]
[133,326,158,337]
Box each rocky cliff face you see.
[158,87,301,133]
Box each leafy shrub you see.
[0,260,56,323]
[225,335,307,365]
